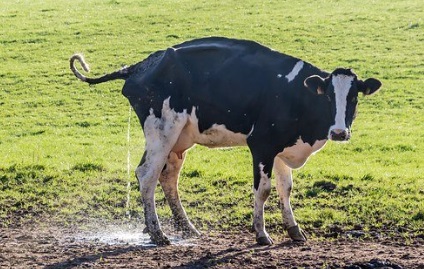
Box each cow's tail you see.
[70,54,131,85]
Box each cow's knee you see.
[136,163,158,195]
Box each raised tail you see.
[70,54,131,85]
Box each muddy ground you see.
[0,222,423,269]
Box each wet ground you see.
[0,222,423,269]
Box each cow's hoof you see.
[175,221,201,238]
[256,235,274,245]
[152,236,171,246]
[287,225,307,242]
[150,232,171,246]
[182,227,201,238]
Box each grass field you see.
[0,0,423,237]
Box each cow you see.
[70,37,381,246]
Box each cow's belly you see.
[195,124,248,147]
[171,109,248,153]
[277,138,327,169]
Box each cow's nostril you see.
[331,129,349,141]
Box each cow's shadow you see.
[44,241,300,269]
[43,245,155,269]
[172,241,299,268]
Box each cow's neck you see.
[296,92,331,146]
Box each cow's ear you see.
[358,78,382,95]
[304,75,326,95]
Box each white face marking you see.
[285,61,304,83]
[330,74,354,135]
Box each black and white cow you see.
[70,37,381,246]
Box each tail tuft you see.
[70,54,90,82]
[74,54,90,72]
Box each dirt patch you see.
[0,223,423,269]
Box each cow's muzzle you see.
[329,129,350,141]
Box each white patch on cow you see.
[253,163,272,241]
[285,61,304,83]
[199,124,247,147]
[142,98,190,170]
[247,124,255,137]
[258,163,269,180]
[278,138,327,169]
[329,74,354,136]
[277,74,283,78]
[138,97,190,243]
[171,107,248,153]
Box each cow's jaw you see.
[328,74,354,141]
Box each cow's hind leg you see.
[136,150,170,245]
[274,157,307,242]
[136,98,188,246]
[159,151,200,238]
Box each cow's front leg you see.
[251,150,275,245]
[274,157,307,242]
[136,151,170,246]
[159,151,200,238]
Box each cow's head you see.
[304,68,381,141]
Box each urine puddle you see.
[69,224,196,247]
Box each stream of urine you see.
[70,106,195,246]
[125,105,132,219]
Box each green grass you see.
[0,0,423,236]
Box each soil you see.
[0,222,423,269]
